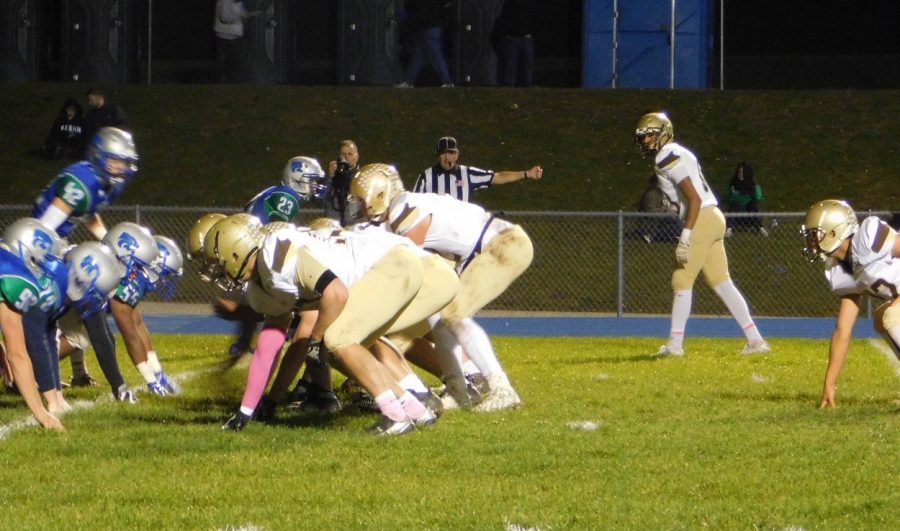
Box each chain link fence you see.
[1,205,893,318]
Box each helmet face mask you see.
[152,235,184,300]
[282,156,327,202]
[634,112,674,157]
[800,199,859,262]
[349,163,404,222]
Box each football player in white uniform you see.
[635,112,770,357]
[351,163,533,411]
[801,199,900,407]
[203,214,456,434]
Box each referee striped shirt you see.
[412,164,494,203]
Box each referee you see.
[412,136,543,202]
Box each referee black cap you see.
[436,136,459,153]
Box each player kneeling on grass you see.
[202,214,452,435]
[100,222,183,396]
[351,163,529,412]
[800,199,900,408]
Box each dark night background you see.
[25,1,900,88]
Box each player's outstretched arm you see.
[821,295,860,408]
[492,165,543,185]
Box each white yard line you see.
[868,339,900,378]
[0,366,219,441]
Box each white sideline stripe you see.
[0,366,218,441]
[868,339,900,378]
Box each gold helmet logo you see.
[261,221,296,237]
[203,213,265,290]
[800,199,858,262]
[634,112,674,157]
[309,217,342,232]
[350,163,405,221]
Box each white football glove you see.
[675,228,692,264]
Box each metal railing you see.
[2,205,893,318]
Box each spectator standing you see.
[494,0,538,86]
[42,97,87,160]
[84,88,129,142]
[213,0,254,83]
[396,0,455,88]
[412,136,543,202]
[724,161,767,236]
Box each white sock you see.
[399,373,428,394]
[447,318,503,376]
[146,350,163,374]
[431,321,467,384]
[668,289,692,349]
[136,361,157,384]
[714,280,763,343]
[462,360,480,376]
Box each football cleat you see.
[412,407,438,428]
[147,380,169,397]
[115,385,138,403]
[740,340,772,355]
[656,344,685,357]
[412,390,444,419]
[229,341,253,358]
[466,373,491,397]
[439,376,483,410]
[69,373,100,388]
[156,370,182,395]
[301,386,343,414]
[475,385,522,413]
[222,410,252,431]
[255,396,278,422]
[366,415,415,436]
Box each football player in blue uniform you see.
[217,156,326,358]
[100,223,183,396]
[32,126,139,394]
[5,219,123,418]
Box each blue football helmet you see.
[282,156,328,203]
[65,242,125,317]
[2,217,64,276]
[151,235,184,300]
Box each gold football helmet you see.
[203,213,265,290]
[308,217,342,232]
[261,221,296,236]
[349,163,405,221]
[187,213,227,260]
[800,199,858,262]
[634,112,674,157]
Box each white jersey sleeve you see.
[654,142,718,219]
[824,258,867,297]
[851,216,897,269]
[386,191,493,263]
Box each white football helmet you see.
[800,199,859,262]
[65,242,125,316]
[101,222,160,284]
[2,217,64,276]
[282,156,327,202]
[152,235,184,299]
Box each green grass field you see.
[1,334,897,530]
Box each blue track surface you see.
[137,314,875,339]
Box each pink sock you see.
[240,326,287,413]
[374,391,407,422]
[399,391,427,420]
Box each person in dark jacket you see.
[494,0,538,86]
[396,0,455,87]
[42,97,87,160]
[724,161,767,236]
[84,87,130,141]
